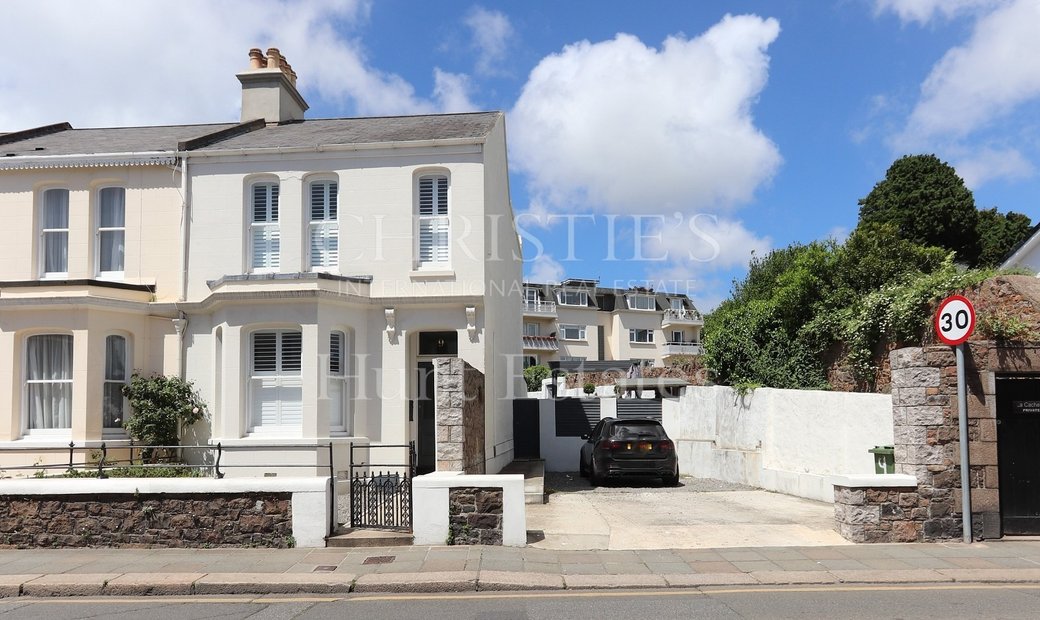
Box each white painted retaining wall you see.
[663,386,893,502]
[411,471,527,546]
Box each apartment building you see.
[520,278,703,368]
[0,49,523,476]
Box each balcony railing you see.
[662,308,703,325]
[663,342,703,356]
[523,300,557,315]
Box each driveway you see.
[526,472,850,550]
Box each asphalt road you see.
[3,584,1040,619]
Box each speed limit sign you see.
[935,295,975,346]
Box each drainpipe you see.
[176,155,190,380]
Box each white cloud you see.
[874,0,1005,24]
[954,147,1035,187]
[509,15,782,215]
[0,0,472,130]
[464,6,514,76]
[432,69,478,113]
[894,0,1040,146]
[525,254,565,284]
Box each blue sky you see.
[4,0,1039,309]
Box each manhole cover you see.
[363,555,396,565]
[313,565,337,572]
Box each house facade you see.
[520,278,703,368]
[0,49,523,477]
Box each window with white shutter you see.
[328,331,350,434]
[309,180,338,270]
[416,174,449,267]
[249,330,302,433]
[250,182,280,271]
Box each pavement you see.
[2,540,1040,597]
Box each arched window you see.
[25,334,73,431]
[250,181,280,271]
[103,335,128,432]
[416,174,449,267]
[40,189,69,278]
[309,180,339,270]
[249,329,302,433]
[97,187,126,278]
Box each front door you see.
[996,375,1040,535]
[415,361,436,475]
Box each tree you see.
[523,365,551,392]
[857,154,980,264]
[976,207,1033,268]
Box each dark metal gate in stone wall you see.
[996,375,1040,535]
[617,399,663,421]
[349,443,415,531]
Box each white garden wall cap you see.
[209,437,363,447]
[0,476,330,495]
[413,473,524,488]
[206,272,373,290]
[830,474,917,488]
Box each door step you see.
[326,528,414,548]
[500,458,546,504]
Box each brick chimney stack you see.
[237,47,308,124]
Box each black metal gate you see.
[349,443,415,530]
[997,375,1040,535]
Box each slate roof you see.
[0,123,238,157]
[0,112,501,159]
[191,112,501,151]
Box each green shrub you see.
[583,382,596,395]
[122,373,207,462]
[523,365,551,392]
[977,310,1036,342]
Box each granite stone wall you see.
[834,484,926,543]
[434,358,486,474]
[0,493,294,548]
[447,486,503,545]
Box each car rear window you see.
[609,422,666,440]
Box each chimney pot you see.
[266,48,282,69]
[248,48,265,70]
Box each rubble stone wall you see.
[447,486,503,545]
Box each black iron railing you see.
[348,442,415,530]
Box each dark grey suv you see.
[579,417,679,486]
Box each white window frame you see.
[96,186,126,279]
[524,355,538,368]
[670,298,684,311]
[557,290,588,307]
[559,324,586,341]
[627,295,656,311]
[524,288,539,303]
[249,329,303,434]
[328,330,352,435]
[671,330,684,344]
[23,333,73,436]
[415,173,450,268]
[524,322,540,337]
[39,188,69,279]
[250,181,280,273]
[308,179,339,271]
[630,328,655,344]
[103,334,130,436]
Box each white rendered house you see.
[0,49,524,477]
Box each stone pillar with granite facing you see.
[434,358,486,474]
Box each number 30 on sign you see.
[934,295,976,346]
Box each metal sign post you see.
[935,295,976,544]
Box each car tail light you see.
[658,440,674,453]
[598,440,624,451]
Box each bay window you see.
[250,330,302,432]
[25,334,73,432]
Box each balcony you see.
[662,342,703,357]
[661,308,703,327]
[522,335,559,351]
[522,300,557,316]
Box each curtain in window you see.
[98,188,125,273]
[103,335,127,428]
[26,334,73,430]
[42,189,69,275]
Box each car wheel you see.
[590,460,604,486]
[663,464,679,487]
